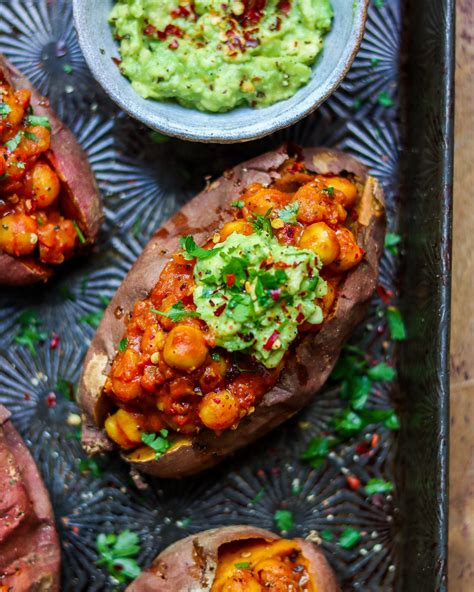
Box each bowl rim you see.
[73,0,369,144]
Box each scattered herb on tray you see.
[141,429,170,459]
[339,527,361,549]
[96,530,141,583]
[365,478,394,495]
[14,309,47,355]
[274,509,294,532]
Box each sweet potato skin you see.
[0,405,60,591]
[78,145,385,477]
[126,525,340,592]
[0,54,102,286]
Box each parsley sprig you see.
[180,235,220,260]
[96,530,141,583]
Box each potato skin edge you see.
[125,525,340,592]
[78,145,385,477]
[0,54,103,286]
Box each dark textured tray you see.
[0,0,453,590]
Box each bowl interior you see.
[74,0,366,142]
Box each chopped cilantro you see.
[378,91,393,107]
[251,487,265,505]
[73,221,86,244]
[252,208,273,234]
[141,429,170,459]
[55,378,75,400]
[63,63,73,74]
[339,528,360,549]
[180,235,220,260]
[12,160,25,169]
[367,362,396,382]
[118,338,128,352]
[27,115,51,130]
[211,351,221,361]
[79,458,102,477]
[301,436,335,468]
[0,103,11,118]
[365,478,394,495]
[320,529,334,542]
[96,530,141,584]
[149,130,169,143]
[387,306,406,340]
[231,200,245,208]
[370,57,380,67]
[274,509,294,532]
[384,411,400,429]
[80,297,109,328]
[24,131,38,142]
[14,310,47,355]
[323,186,334,196]
[151,301,200,322]
[235,562,251,570]
[5,131,23,152]
[385,232,401,255]
[353,98,362,110]
[132,216,141,237]
[373,0,384,8]
[276,201,299,224]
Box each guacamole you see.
[191,231,327,368]
[109,0,333,112]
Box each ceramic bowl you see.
[73,0,368,143]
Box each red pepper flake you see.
[296,312,305,323]
[226,273,236,287]
[165,24,184,37]
[213,397,221,404]
[50,333,60,349]
[111,57,122,66]
[23,392,30,401]
[270,288,281,301]
[263,329,280,351]
[46,392,57,408]
[277,0,291,14]
[143,23,157,36]
[377,284,394,304]
[169,39,179,49]
[355,441,371,455]
[371,433,379,448]
[214,303,227,317]
[171,5,190,18]
[72,526,80,534]
[346,475,361,490]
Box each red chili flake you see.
[143,23,157,36]
[171,5,190,18]
[72,526,80,534]
[213,397,221,404]
[270,288,281,301]
[278,0,291,13]
[346,475,361,490]
[46,392,57,408]
[296,312,305,323]
[355,441,371,455]
[165,24,184,37]
[263,329,280,351]
[214,303,227,317]
[287,160,304,174]
[111,57,122,66]
[50,333,60,349]
[371,433,379,448]
[226,274,236,287]
[257,468,266,477]
[377,284,394,304]
[169,39,179,49]
[23,392,30,401]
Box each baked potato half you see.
[126,525,339,592]
[78,145,385,478]
[0,54,102,285]
[0,405,60,591]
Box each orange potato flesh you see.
[212,539,315,592]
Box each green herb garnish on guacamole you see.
[192,231,327,368]
[109,0,333,113]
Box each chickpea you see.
[24,162,61,209]
[254,558,295,588]
[220,573,262,592]
[294,183,347,226]
[327,176,358,208]
[140,323,166,355]
[37,219,77,264]
[299,222,340,265]
[113,409,144,444]
[163,325,208,372]
[219,219,253,241]
[17,125,51,159]
[331,227,365,272]
[243,188,289,217]
[198,389,241,431]
[104,413,135,449]
[0,213,38,256]
[199,357,228,393]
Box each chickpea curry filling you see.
[0,75,83,265]
[212,537,315,592]
[104,159,365,454]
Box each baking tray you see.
[0,0,453,590]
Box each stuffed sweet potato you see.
[0,55,102,285]
[126,525,339,592]
[78,145,385,478]
[0,405,60,591]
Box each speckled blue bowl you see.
[73,0,368,143]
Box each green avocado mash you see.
[109,0,333,112]
[190,230,327,368]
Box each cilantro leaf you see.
[378,91,393,107]
[96,530,141,584]
[151,301,200,322]
[55,378,75,400]
[79,458,102,477]
[384,232,401,255]
[339,528,360,549]
[5,131,23,152]
[274,509,294,532]
[387,306,406,340]
[231,200,244,208]
[235,562,251,569]
[141,429,170,459]
[320,529,334,542]
[276,201,299,224]
[252,208,273,234]
[180,235,220,260]
[14,310,47,355]
[301,436,335,468]
[323,186,334,196]
[119,338,128,352]
[27,115,52,130]
[365,478,394,495]
[367,362,396,382]
[73,221,86,244]
[0,103,11,118]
